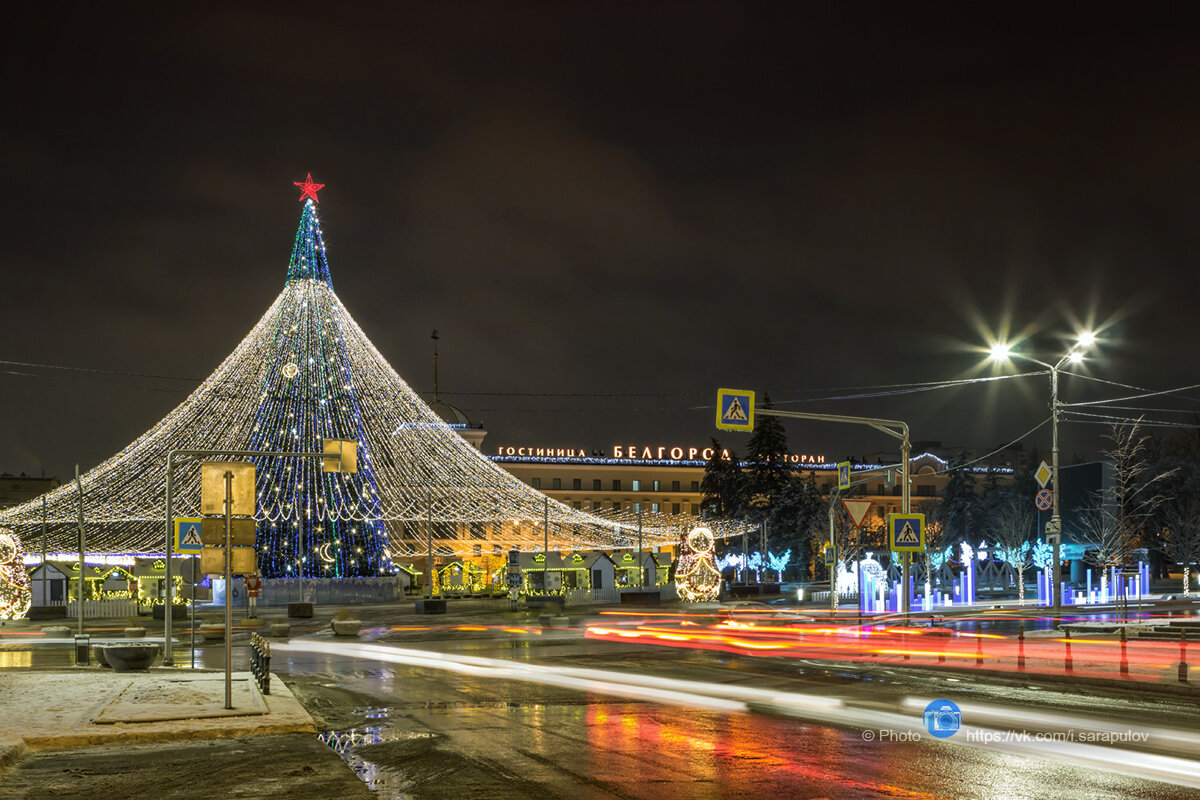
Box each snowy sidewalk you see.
[0,669,315,760]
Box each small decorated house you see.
[518,552,566,595]
[582,552,617,592]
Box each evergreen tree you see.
[940,455,978,545]
[744,394,791,505]
[767,473,824,579]
[700,438,743,518]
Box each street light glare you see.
[989,343,1012,362]
[1077,331,1097,348]
[1068,351,1084,364]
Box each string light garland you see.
[0,529,32,620]
[675,527,722,602]
[1,182,746,569]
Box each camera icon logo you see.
[923,699,962,738]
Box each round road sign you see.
[1035,489,1053,511]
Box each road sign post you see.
[175,518,203,553]
[888,514,926,552]
[715,388,755,431]
[837,462,852,491]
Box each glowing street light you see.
[986,330,1097,618]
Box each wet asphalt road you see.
[7,607,1200,800]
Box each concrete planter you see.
[199,624,226,642]
[42,626,71,638]
[269,622,290,638]
[101,643,159,672]
[287,602,314,618]
[330,619,362,636]
[93,645,111,668]
[124,627,147,638]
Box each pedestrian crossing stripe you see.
[175,518,204,552]
[887,513,925,552]
[715,388,755,431]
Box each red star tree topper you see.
[294,173,325,203]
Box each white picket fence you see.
[564,586,622,607]
[65,599,140,619]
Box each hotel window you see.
[631,479,641,491]
[690,481,700,492]
[672,480,680,492]
[672,503,681,514]
[652,480,661,491]
[573,501,582,510]
[612,479,621,491]
[531,478,541,489]
[593,502,601,511]
[652,503,661,513]
[573,478,582,490]
[612,501,621,511]
[552,478,562,490]
[690,504,700,514]
[593,479,602,490]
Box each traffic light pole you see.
[756,409,912,615]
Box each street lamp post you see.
[989,331,1095,620]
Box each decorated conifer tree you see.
[251,177,389,578]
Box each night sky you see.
[3,4,1199,480]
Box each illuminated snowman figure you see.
[0,528,31,620]
[675,527,722,603]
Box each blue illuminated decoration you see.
[249,199,390,579]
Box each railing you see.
[564,586,622,607]
[65,599,140,619]
[249,632,271,695]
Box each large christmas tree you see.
[249,177,388,577]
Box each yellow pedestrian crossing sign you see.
[716,388,755,431]
[887,513,925,552]
[175,517,204,552]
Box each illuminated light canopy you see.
[1,183,744,567]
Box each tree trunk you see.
[1184,564,1191,598]
[1016,565,1025,606]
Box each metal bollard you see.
[1064,627,1073,672]
[74,634,90,666]
[1180,629,1188,684]
[1017,622,1025,670]
[976,634,983,666]
[1120,626,1129,676]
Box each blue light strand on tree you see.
[249,199,390,578]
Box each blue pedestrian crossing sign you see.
[887,513,925,552]
[824,546,835,567]
[175,518,204,552]
[716,388,755,431]
[837,461,851,490]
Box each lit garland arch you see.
[1,180,745,575]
